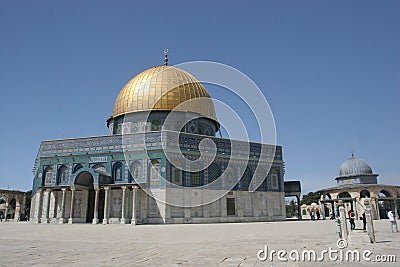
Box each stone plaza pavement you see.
[0,219,398,266]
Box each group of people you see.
[347,209,367,231]
[309,210,321,220]
[0,214,28,222]
[347,209,398,233]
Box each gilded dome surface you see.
[111,66,216,120]
[338,156,373,177]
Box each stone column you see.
[375,199,381,220]
[92,187,100,224]
[321,202,326,220]
[68,189,75,224]
[297,195,302,220]
[102,187,110,225]
[338,203,349,240]
[363,198,375,242]
[142,193,148,221]
[365,207,376,243]
[32,189,43,223]
[14,200,21,221]
[4,201,9,221]
[131,186,138,225]
[59,188,66,224]
[352,200,358,219]
[48,191,56,222]
[333,201,338,218]
[394,200,399,220]
[120,186,127,224]
[41,189,51,224]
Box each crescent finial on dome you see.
[164,49,169,66]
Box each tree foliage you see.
[285,199,298,218]
[24,190,32,216]
[301,191,321,205]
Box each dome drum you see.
[107,110,218,136]
[336,155,378,186]
[108,66,219,136]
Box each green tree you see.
[285,199,298,218]
[24,190,32,216]
[301,191,321,205]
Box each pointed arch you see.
[57,165,68,185]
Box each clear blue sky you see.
[0,0,399,194]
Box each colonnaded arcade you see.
[301,154,400,220]
[0,189,26,220]
[30,57,286,225]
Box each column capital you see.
[104,186,111,191]
[132,185,139,190]
[61,188,67,192]
[121,186,127,191]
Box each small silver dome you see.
[338,155,373,177]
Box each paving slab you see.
[0,220,398,266]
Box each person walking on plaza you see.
[348,209,356,230]
[387,210,398,233]
[361,212,367,231]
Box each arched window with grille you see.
[240,167,252,190]
[149,159,160,181]
[256,171,267,191]
[130,161,142,183]
[173,168,182,185]
[113,162,123,182]
[207,163,221,188]
[44,166,54,185]
[270,169,279,189]
[58,165,68,185]
[191,172,201,186]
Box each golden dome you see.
[110,66,216,121]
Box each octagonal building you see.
[30,61,285,224]
[316,154,400,220]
